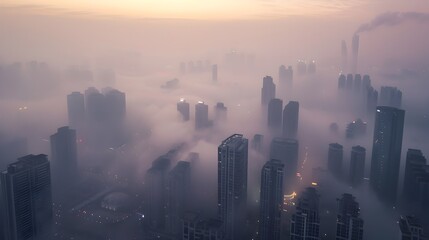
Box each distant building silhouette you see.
[346,74,354,90]
[380,86,402,108]
[182,212,223,240]
[346,119,367,139]
[1,154,53,240]
[177,99,190,121]
[279,65,293,85]
[349,146,366,187]
[259,160,284,240]
[67,92,85,130]
[351,34,359,74]
[269,137,298,190]
[261,76,276,105]
[166,161,191,237]
[338,74,346,90]
[366,86,378,114]
[268,98,283,130]
[328,143,343,178]
[370,106,405,203]
[336,193,364,240]
[290,187,320,239]
[214,102,227,121]
[399,216,428,240]
[282,101,299,138]
[195,101,209,130]
[50,126,78,192]
[218,134,248,240]
[307,60,316,74]
[402,149,429,209]
[251,134,264,153]
[297,60,307,75]
[354,74,362,93]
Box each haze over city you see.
[1,1,429,240]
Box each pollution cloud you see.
[356,12,429,34]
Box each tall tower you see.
[177,98,190,121]
[269,137,298,190]
[403,149,427,202]
[166,161,191,237]
[268,98,283,130]
[351,34,359,74]
[261,76,276,105]
[1,154,53,240]
[50,126,78,191]
[259,160,284,240]
[67,92,85,130]
[212,64,218,82]
[290,187,320,239]
[195,101,209,130]
[349,146,365,187]
[282,101,299,138]
[370,106,405,203]
[218,134,248,240]
[336,194,364,240]
[328,143,343,178]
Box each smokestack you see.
[341,40,348,73]
[351,34,359,74]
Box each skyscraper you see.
[349,146,365,187]
[290,187,320,240]
[328,143,343,178]
[182,212,223,240]
[282,101,299,138]
[354,74,362,93]
[261,76,276,105]
[399,216,428,240]
[297,60,307,75]
[251,134,263,153]
[351,34,359,74]
[366,86,378,114]
[50,126,78,191]
[268,98,283,130]
[218,134,248,240]
[307,60,316,74]
[214,102,227,121]
[195,101,209,130]
[1,154,53,240]
[403,149,427,202]
[338,74,346,90]
[67,91,85,130]
[279,65,294,85]
[346,74,354,90]
[336,194,364,240]
[177,98,190,121]
[269,137,298,189]
[166,161,191,237]
[380,86,402,108]
[259,160,284,240]
[370,106,405,203]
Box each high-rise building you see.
[362,75,371,91]
[1,154,53,240]
[351,34,359,74]
[399,216,428,240]
[370,106,405,203]
[380,86,402,108]
[261,76,276,105]
[345,119,367,139]
[282,101,299,138]
[290,187,320,240]
[336,194,364,240]
[104,88,126,125]
[341,40,348,72]
[251,134,263,153]
[182,212,223,240]
[195,101,209,130]
[328,143,343,178]
[259,160,284,240]
[403,149,427,202]
[307,60,316,74]
[279,65,293,85]
[50,126,78,191]
[346,74,354,90]
[67,92,85,130]
[166,161,191,237]
[212,64,218,82]
[349,146,366,187]
[218,134,248,240]
[177,99,190,121]
[297,60,307,75]
[85,87,106,125]
[214,102,227,121]
[269,137,298,189]
[354,74,362,93]
[268,98,283,130]
[338,74,346,90]
[366,86,378,114]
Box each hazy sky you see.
[2,0,429,19]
